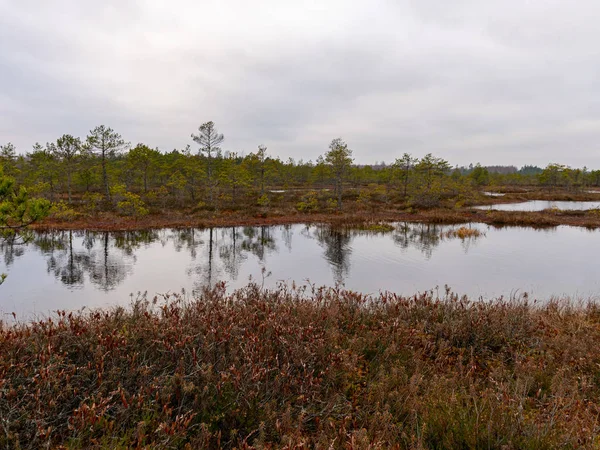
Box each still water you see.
[476,200,600,211]
[1,223,599,318]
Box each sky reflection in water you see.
[1,223,599,318]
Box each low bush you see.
[296,191,319,212]
[2,285,600,448]
[116,192,149,218]
[49,201,80,222]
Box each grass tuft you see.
[443,226,484,239]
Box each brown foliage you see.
[2,284,600,448]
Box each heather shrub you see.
[1,284,600,448]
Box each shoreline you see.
[30,207,600,231]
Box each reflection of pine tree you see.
[411,223,443,260]
[186,228,222,291]
[392,223,412,250]
[187,226,278,292]
[2,230,137,291]
[392,222,443,260]
[173,229,203,260]
[0,230,87,287]
[392,223,484,259]
[314,226,352,285]
[79,232,135,291]
[0,235,25,267]
[47,231,85,286]
[208,228,214,288]
[241,226,277,262]
[82,231,95,251]
[282,225,293,252]
[113,230,160,255]
[219,227,247,280]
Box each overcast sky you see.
[2,0,600,167]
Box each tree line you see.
[1,121,599,216]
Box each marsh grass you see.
[2,284,600,448]
[442,226,484,239]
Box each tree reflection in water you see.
[3,230,138,291]
[312,226,352,285]
[219,227,247,280]
[394,222,484,256]
[173,228,202,260]
[311,222,484,283]
[0,235,27,267]
[282,224,293,252]
[185,228,222,290]
[46,231,85,286]
[86,232,135,291]
[0,223,484,293]
[393,223,444,260]
[186,226,277,291]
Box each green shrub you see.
[296,191,319,212]
[257,193,270,207]
[49,201,80,222]
[82,192,103,215]
[116,192,149,218]
[356,189,371,207]
[326,197,338,211]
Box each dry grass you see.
[443,226,484,239]
[481,186,600,201]
[2,284,600,448]
[517,190,600,202]
[29,186,600,233]
[479,209,600,229]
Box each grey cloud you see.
[2,0,600,167]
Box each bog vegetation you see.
[1,122,599,225]
[1,283,600,448]
[3,123,600,448]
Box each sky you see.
[2,0,600,168]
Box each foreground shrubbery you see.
[2,284,600,448]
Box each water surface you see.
[1,223,599,318]
[475,200,600,211]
